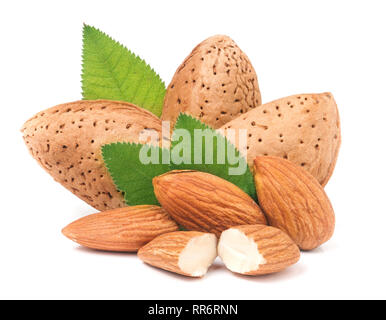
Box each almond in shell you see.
[221,92,341,186]
[162,35,261,129]
[21,100,165,210]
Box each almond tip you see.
[61,226,73,239]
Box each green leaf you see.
[81,24,165,117]
[102,143,171,205]
[171,114,257,201]
[102,114,257,206]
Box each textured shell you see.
[231,225,300,275]
[153,170,267,237]
[21,100,163,210]
[62,205,178,252]
[162,35,261,129]
[254,156,335,250]
[221,93,341,186]
[138,231,209,277]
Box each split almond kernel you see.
[153,170,267,237]
[218,225,300,275]
[62,205,179,252]
[138,231,218,278]
[254,156,335,250]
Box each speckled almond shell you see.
[220,93,341,186]
[162,35,261,129]
[21,100,163,210]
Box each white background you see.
[1,0,385,300]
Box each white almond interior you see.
[178,234,218,277]
[218,228,266,274]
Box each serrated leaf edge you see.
[81,24,166,114]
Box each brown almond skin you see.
[62,205,178,252]
[153,170,267,237]
[221,225,300,275]
[162,35,261,129]
[21,100,164,210]
[254,156,335,250]
[138,231,214,277]
[221,93,341,186]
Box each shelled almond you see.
[153,170,267,237]
[62,205,178,252]
[254,156,335,250]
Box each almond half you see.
[218,225,300,275]
[138,231,218,277]
[62,205,179,252]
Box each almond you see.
[218,225,300,275]
[221,92,341,186]
[21,100,165,210]
[162,35,261,129]
[62,205,178,252]
[254,156,335,250]
[138,231,218,277]
[153,170,267,237]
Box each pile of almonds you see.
[61,156,334,277]
[22,35,340,278]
